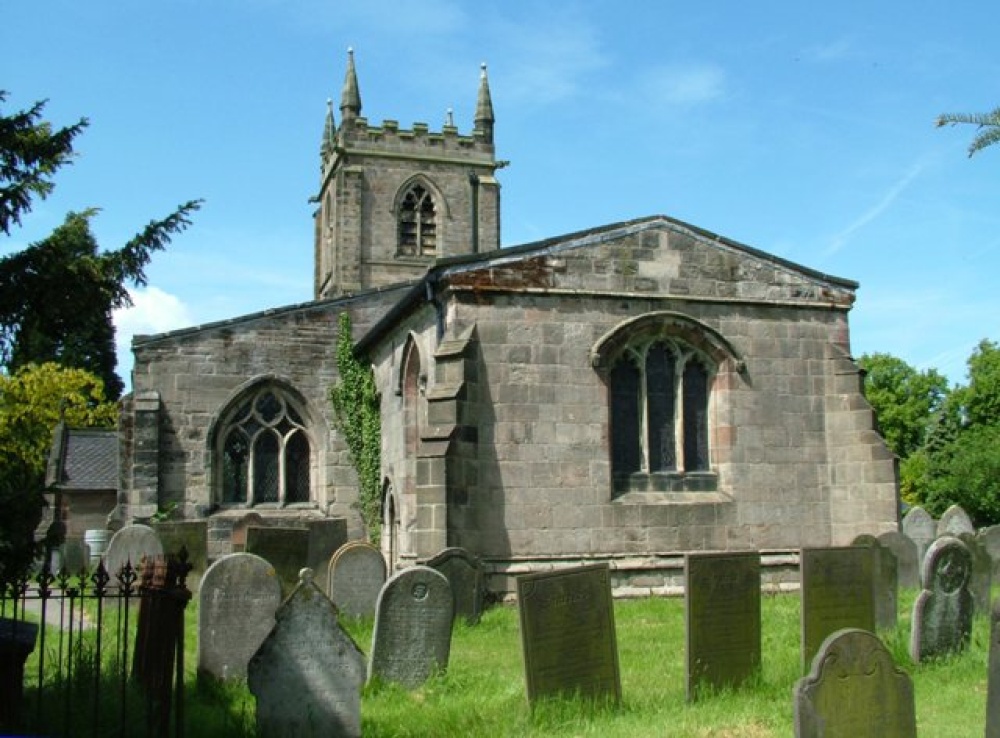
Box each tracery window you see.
[397,184,437,256]
[609,338,712,484]
[220,387,311,506]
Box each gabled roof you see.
[46,425,118,491]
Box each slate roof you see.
[48,426,119,491]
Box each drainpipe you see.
[468,171,480,254]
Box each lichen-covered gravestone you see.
[425,547,485,624]
[684,551,761,701]
[851,534,898,631]
[878,530,920,590]
[800,546,875,672]
[328,541,386,619]
[517,563,621,704]
[794,628,915,737]
[937,504,975,539]
[198,553,282,680]
[368,565,453,688]
[910,536,974,662]
[901,506,936,580]
[248,569,365,738]
[104,524,163,584]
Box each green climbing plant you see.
[330,312,382,543]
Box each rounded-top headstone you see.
[911,536,974,662]
[328,541,386,619]
[878,530,920,590]
[198,552,283,680]
[938,505,975,539]
[902,506,936,573]
[104,524,163,582]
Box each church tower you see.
[313,50,502,299]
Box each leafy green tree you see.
[0,92,201,399]
[936,106,1000,157]
[0,362,117,581]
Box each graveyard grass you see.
[23,588,992,737]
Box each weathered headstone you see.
[910,535,974,662]
[231,512,265,552]
[958,531,993,615]
[517,563,621,704]
[878,530,920,590]
[245,526,310,596]
[198,553,282,680]
[937,504,975,539]
[60,539,89,575]
[852,534,898,631]
[978,525,1000,581]
[794,628,915,737]
[684,551,761,700]
[987,598,1000,738]
[368,565,453,688]
[154,520,208,588]
[329,541,386,619]
[425,547,485,624]
[800,546,875,672]
[248,569,365,738]
[306,518,348,593]
[104,524,164,584]
[901,506,936,579]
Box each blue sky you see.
[4,1,998,388]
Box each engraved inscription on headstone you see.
[852,534,898,631]
[329,541,387,619]
[986,598,1000,738]
[517,563,621,704]
[800,547,875,672]
[198,553,282,680]
[910,535,973,662]
[794,628,916,737]
[245,526,310,596]
[104,524,164,583]
[878,530,920,590]
[685,551,761,701]
[368,565,453,688]
[248,569,365,738]
[425,547,485,624]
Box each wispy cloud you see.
[636,63,727,108]
[825,161,926,255]
[801,35,860,64]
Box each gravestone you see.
[425,547,485,624]
[245,526,310,596]
[517,563,621,704]
[794,628,915,737]
[852,534,898,631]
[800,546,875,672]
[231,512,265,552]
[987,599,1000,738]
[684,551,761,701]
[198,553,283,680]
[154,520,208,589]
[60,539,89,575]
[978,525,1000,581]
[248,569,365,738]
[104,524,164,585]
[306,518,348,593]
[878,530,920,590]
[368,565,453,688]
[329,541,386,619]
[910,536,974,662]
[901,506,936,579]
[958,532,992,615]
[937,504,975,539]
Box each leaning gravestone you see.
[248,569,365,738]
[517,563,621,704]
[684,551,761,701]
[800,546,875,672]
[425,547,485,624]
[794,628,915,737]
[937,504,975,539]
[987,598,1000,738]
[368,565,453,688]
[104,524,164,584]
[878,530,920,590]
[910,535,974,662]
[852,534,898,631]
[246,526,310,596]
[198,553,283,680]
[329,541,386,619]
[901,506,936,580]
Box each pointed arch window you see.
[398,184,437,257]
[220,387,312,506]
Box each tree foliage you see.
[0,92,201,399]
[936,106,1000,157]
[330,313,382,543]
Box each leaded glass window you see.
[398,184,437,256]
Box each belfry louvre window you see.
[397,184,437,256]
[221,388,311,505]
[610,339,711,479]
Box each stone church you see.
[114,51,898,594]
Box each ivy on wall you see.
[330,312,382,543]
